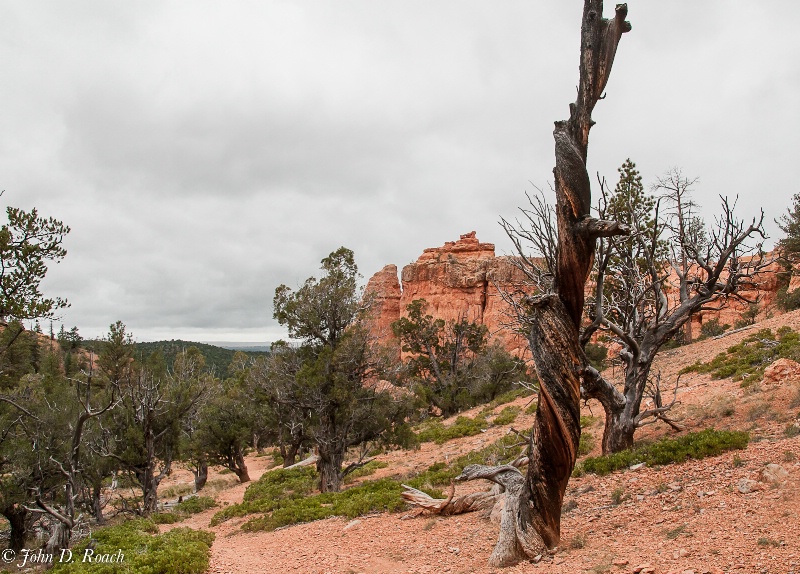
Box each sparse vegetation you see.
[493,406,521,426]
[698,319,731,339]
[578,431,595,456]
[415,415,488,444]
[680,327,800,382]
[665,523,688,540]
[344,460,389,483]
[576,429,750,476]
[610,487,626,505]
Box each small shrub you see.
[747,401,772,421]
[784,425,800,438]
[757,537,781,548]
[783,450,797,462]
[733,304,760,329]
[524,400,539,415]
[580,415,598,428]
[151,512,182,524]
[489,386,535,408]
[610,487,626,505]
[776,286,800,312]
[680,328,800,382]
[493,406,520,426]
[732,454,744,468]
[174,496,218,515]
[665,524,687,540]
[577,429,749,476]
[569,532,587,549]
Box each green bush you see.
[493,406,520,426]
[174,496,217,515]
[213,466,406,532]
[680,328,800,382]
[51,519,214,574]
[151,512,182,524]
[415,415,488,444]
[211,467,317,525]
[576,428,749,476]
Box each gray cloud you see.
[5,1,799,342]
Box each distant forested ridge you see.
[81,339,270,375]
[133,340,269,375]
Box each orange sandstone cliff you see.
[365,232,530,359]
[366,232,789,360]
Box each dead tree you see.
[33,362,118,555]
[410,2,632,567]
[581,190,768,452]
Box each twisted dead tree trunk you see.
[481,3,630,565]
[405,3,631,567]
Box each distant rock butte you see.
[365,232,788,358]
[365,232,531,360]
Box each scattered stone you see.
[613,558,629,566]
[633,564,654,574]
[759,463,789,483]
[668,482,683,491]
[737,478,762,494]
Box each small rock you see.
[636,495,645,501]
[532,554,542,563]
[633,564,653,573]
[737,478,762,494]
[613,558,629,566]
[447,547,460,554]
[668,482,682,491]
[759,463,789,483]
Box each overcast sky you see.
[3,1,798,343]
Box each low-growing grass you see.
[680,327,800,382]
[415,415,488,444]
[493,406,521,426]
[50,519,214,574]
[575,429,749,476]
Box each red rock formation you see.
[365,232,531,359]
[366,232,791,359]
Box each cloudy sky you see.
[2,1,798,343]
